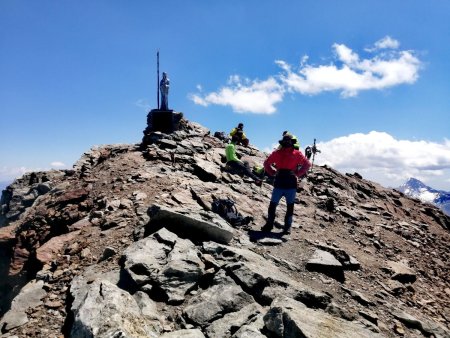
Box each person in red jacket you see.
[262,134,311,234]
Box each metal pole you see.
[157,50,160,109]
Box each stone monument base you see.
[142,109,183,146]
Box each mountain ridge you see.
[397,177,450,216]
[0,117,449,337]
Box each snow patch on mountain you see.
[398,178,450,215]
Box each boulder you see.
[183,271,255,326]
[205,303,263,338]
[122,228,204,303]
[0,280,47,332]
[70,279,161,338]
[147,204,234,244]
[203,242,331,308]
[264,297,385,338]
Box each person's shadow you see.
[247,223,288,243]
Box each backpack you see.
[211,198,253,227]
[214,131,229,142]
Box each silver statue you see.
[160,72,170,110]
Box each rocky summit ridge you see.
[0,117,449,338]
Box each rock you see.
[122,228,204,303]
[385,260,417,283]
[0,224,16,245]
[147,204,234,244]
[359,310,379,325]
[98,246,117,262]
[306,249,345,282]
[203,242,331,308]
[68,217,92,231]
[35,231,81,265]
[342,286,375,306]
[0,280,47,332]
[159,329,205,338]
[264,296,385,338]
[183,271,255,325]
[193,156,222,182]
[70,279,161,337]
[392,310,450,337]
[205,303,263,338]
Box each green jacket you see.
[225,142,240,162]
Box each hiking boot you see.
[283,227,291,235]
[255,179,262,187]
[261,223,273,232]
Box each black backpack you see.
[211,198,253,227]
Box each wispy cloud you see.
[315,132,450,189]
[190,36,421,114]
[135,99,151,111]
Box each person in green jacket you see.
[225,131,262,185]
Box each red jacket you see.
[264,147,311,183]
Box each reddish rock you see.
[36,231,80,265]
[55,189,89,205]
[0,224,17,245]
[10,247,30,275]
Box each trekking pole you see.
[308,138,320,172]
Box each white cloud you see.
[190,37,421,113]
[279,44,420,98]
[315,131,450,189]
[371,36,400,51]
[189,76,284,114]
[50,161,66,168]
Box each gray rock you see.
[392,310,450,337]
[70,279,161,338]
[122,228,204,303]
[385,260,417,284]
[159,329,206,338]
[183,271,254,325]
[98,246,117,262]
[0,280,47,332]
[205,303,263,338]
[147,204,234,244]
[264,297,385,338]
[342,286,375,306]
[203,242,331,308]
[306,249,345,282]
[232,313,266,338]
[193,156,222,182]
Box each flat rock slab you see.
[264,297,385,338]
[306,249,345,282]
[147,204,234,244]
[0,280,47,332]
[36,231,80,265]
[385,260,417,284]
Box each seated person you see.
[229,123,249,147]
[225,131,261,185]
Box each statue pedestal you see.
[150,109,175,133]
[142,109,183,146]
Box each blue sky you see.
[1,1,450,190]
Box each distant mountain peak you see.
[398,177,450,215]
